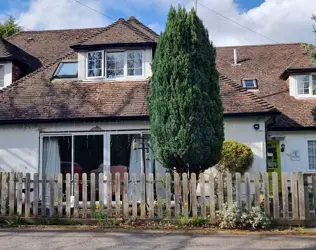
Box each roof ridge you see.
[219,74,277,112]
[128,16,159,38]
[217,42,304,49]
[121,19,154,42]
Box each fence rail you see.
[0,171,316,222]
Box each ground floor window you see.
[308,140,316,170]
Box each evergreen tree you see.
[0,16,22,38]
[148,6,224,175]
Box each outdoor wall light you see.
[253,124,260,130]
[281,143,285,152]
[133,139,137,150]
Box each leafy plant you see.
[191,216,208,227]
[218,140,254,174]
[5,216,23,226]
[178,216,190,226]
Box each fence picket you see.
[90,173,95,212]
[281,172,288,220]
[33,173,39,217]
[49,173,55,217]
[209,173,215,221]
[41,173,46,217]
[157,173,162,218]
[226,172,233,209]
[123,172,129,218]
[58,173,63,217]
[291,172,299,220]
[74,173,79,218]
[298,172,306,220]
[9,172,15,216]
[66,173,71,218]
[166,173,171,219]
[115,173,120,218]
[141,173,146,218]
[263,173,270,216]
[245,173,251,211]
[16,172,23,216]
[191,173,197,218]
[313,174,316,218]
[235,173,241,209]
[106,172,111,216]
[218,173,224,211]
[174,172,180,218]
[1,172,7,216]
[304,175,310,220]
[132,173,137,217]
[273,172,279,219]
[25,173,31,217]
[253,173,260,207]
[149,173,154,219]
[200,173,206,218]
[99,173,104,213]
[182,173,188,219]
[82,173,87,218]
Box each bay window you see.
[86,50,144,80]
[296,74,316,96]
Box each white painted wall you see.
[268,130,316,176]
[77,48,152,81]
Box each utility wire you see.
[194,0,280,44]
[72,0,117,22]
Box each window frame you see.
[296,74,316,97]
[86,50,105,79]
[53,61,78,79]
[0,64,4,88]
[307,140,316,171]
[105,51,126,80]
[126,50,145,78]
[242,78,258,89]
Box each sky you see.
[0,0,315,46]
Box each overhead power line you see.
[72,0,117,22]
[193,0,280,44]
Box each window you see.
[296,74,316,96]
[87,51,103,78]
[242,79,257,89]
[106,52,124,79]
[308,140,316,170]
[54,61,78,78]
[0,65,4,87]
[127,51,143,76]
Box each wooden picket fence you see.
[0,171,316,223]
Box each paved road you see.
[0,229,316,250]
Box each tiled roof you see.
[216,43,315,128]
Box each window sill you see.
[83,76,147,82]
[294,95,316,99]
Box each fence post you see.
[141,173,146,218]
[209,172,215,221]
[41,173,46,217]
[115,173,120,218]
[49,173,55,217]
[291,172,299,220]
[123,172,129,218]
[191,173,197,218]
[272,172,279,219]
[235,173,241,209]
[58,173,63,217]
[254,173,261,207]
[9,172,15,216]
[82,173,87,219]
[200,173,206,218]
[281,172,288,220]
[33,173,39,217]
[25,173,31,217]
[304,174,310,220]
[16,172,23,216]
[90,173,95,211]
[132,173,137,217]
[226,172,233,209]
[74,173,79,218]
[166,172,171,219]
[174,172,180,218]
[149,173,154,219]
[245,173,251,211]
[106,172,111,217]
[218,172,224,211]
[298,172,306,220]
[182,173,188,219]
[1,173,7,216]
[66,173,71,218]
[157,173,162,218]
[263,172,270,216]
[99,172,104,213]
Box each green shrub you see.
[216,203,271,230]
[218,140,254,174]
[191,216,208,227]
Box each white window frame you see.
[126,50,145,79]
[105,51,125,80]
[307,140,316,171]
[242,78,257,89]
[296,74,316,97]
[86,50,104,79]
[0,64,5,88]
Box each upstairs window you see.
[308,140,316,170]
[127,51,143,76]
[87,51,103,78]
[296,74,316,96]
[106,52,124,79]
[242,79,257,89]
[54,61,78,78]
[0,65,4,87]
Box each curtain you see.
[128,137,141,200]
[43,137,61,201]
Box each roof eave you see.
[224,110,281,118]
[70,42,156,50]
[280,67,316,80]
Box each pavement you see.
[0,229,316,250]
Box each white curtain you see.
[43,137,61,201]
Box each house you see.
[0,16,312,191]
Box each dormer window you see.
[296,74,316,96]
[242,79,257,89]
[85,50,144,80]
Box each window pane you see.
[127,51,143,76]
[297,75,310,95]
[243,79,256,88]
[87,51,103,77]
[308,140,316,170]
[55,62,78,77]
[312,75,316,95]
[106,52,124,78]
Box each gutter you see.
[71,42,156,50]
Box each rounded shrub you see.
[218,140,253,174]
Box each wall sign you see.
[290,150,300,161]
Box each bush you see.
[216,203,271,230]
[218,140,253,174]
